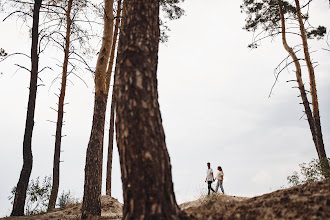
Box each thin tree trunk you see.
[277,1,318,158]
[105,86,116,196]
[48,0,73,211]
[105,0,122,93]
[11,0,42,216]
[81,0,114,218]
[114,0,181,218]
[294,0,329,177]
[105,0,122,197]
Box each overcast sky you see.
[0,0,329,217]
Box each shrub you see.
[287,158,330,187]
[57,190,79,209]
[8,176,52,215]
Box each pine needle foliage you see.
[240,0,326,48]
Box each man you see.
[205,162,215,195]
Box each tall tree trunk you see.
[105,86,116,196]
[82,91,108,218]
[48,0,73,211]
[105,0,122,94]
[81,0,114,218]
[277,1,318,159]
[11,0,42,216]
[105,0,122,197]
[294,0,329,178]
[114,0,181,218]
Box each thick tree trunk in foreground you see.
[105,0,122,197]
[115,0,181,218]
[81,0,114,218]
[11,0,42,216]
[294,0,329,177]
[48,0,73,211]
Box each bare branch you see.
[3,10,32,21]
[301,0,313,10]
[252,31,302,46]
[73,19,103,26]
[70,51,94,74]
[14,64,30,72]
[0,52,30,62]
[50,107,58,112]
[268,49,303,98]
[299,112,306,120]
[66,61,89,88]
[38,66,53,73]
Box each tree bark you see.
[105,0,122,197]
[48,0,73,211]
[105,81,116,196]
[81,0,114,218]
[114,0,181,218]
[11,0,42,216]
[277,1,318,159]
[294,0,329,178]
[105,0,122,93]
[82,91,108,218]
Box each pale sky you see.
[0,0,329,217]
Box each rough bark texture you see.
[294,0,329,177]
[105,0,122,197]
[81,0,114,218]
[114,0,181,218]
[48,0,73,211]
[82,91,108,219]
[278,0,318,158]
[11,0,42,216]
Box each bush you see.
[8,176,52,215]
[57,190,79,209]
[287,158,330,187]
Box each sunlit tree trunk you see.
[105,0,122,197]
[278,0,318,158]
[81,0,114,218]
[48,0,73,211]
[114,0,181,218]
[294,0,329,178]
[11,0,42,216]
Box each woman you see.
[215,166,225,194]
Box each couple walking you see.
[205,162,224,195]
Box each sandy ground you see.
[2,196,122,220]
[2,179,329,219]
[180,194,248,211]
[183,179,330,220]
